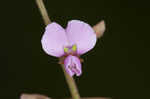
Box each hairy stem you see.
[35,0,80,99]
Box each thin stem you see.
[35,0,51,25]
[35,0,80,99]
[62,65,80,99]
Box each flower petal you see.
[41,22,69,57]
[66,20,97,55]
[64,55,82,77]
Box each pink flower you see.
[41,20,97,77]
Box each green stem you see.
[35,0,80,99]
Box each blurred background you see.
[0,0,150,99]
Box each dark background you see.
[0,0,150,99]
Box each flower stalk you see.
[35,0,80,99]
